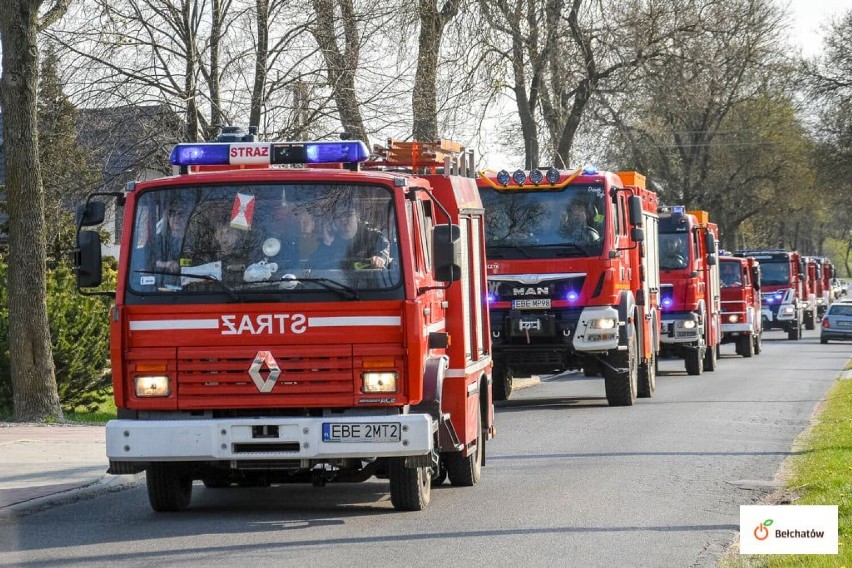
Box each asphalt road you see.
[1,329,848,568]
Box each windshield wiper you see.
[289,277,360,300]
[532,243,591,256]
[134,269,242,301]
[487,244,532,258]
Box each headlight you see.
[589,318,616,330]
[680,320,697,329]
[782,306,795,315]
[361,372,398,393]
[817,298,825,305]
[728,314,739,323]
[134,376,170,397]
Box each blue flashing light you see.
[774,292,784,300]
[496,170,511,186]
[545,167,560,184]
[582,163,597,175]
[512,169,527,185]
[566,291,579,302]
[672,206,686,214]
[529,169,544,185]
[302,141,369,163]
[662,297,674,309]
[170,143,231,166]
[486,293,497,304]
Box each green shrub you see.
[0,257,115,414]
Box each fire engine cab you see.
[734,249,805,340]
[74,132,494,512]
[477,167,660,406]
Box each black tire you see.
[684,345,703,375]
[754,331,762,355]
[738,335,754,358]
[444,408,483,487]
[821,337,828,344]
[388,458,431,511]
[703,341,718,372]
[603,328,638,406]
[492,365,513,401]
[787,322,802,340]
[805,311,816,331]
[637,351,656,398]
[146,463,192,512]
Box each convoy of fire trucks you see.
[74,128,841,513]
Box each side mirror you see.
[628,195,643,226]
[704,232,717,254]
[75,231,103,288]
[752,266,761,290]
[76,201,106,227]
[631,227,645,242]
[432,224,462,282]
[707,253,717,266]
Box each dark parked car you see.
[821,301,852,344]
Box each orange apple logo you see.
[753,519,773,541]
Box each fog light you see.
[361,372,398,393]
[134,376,170,397]
[728,314,739,323]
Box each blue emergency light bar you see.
[672,206,686,214]
[169,140,370,167]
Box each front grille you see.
[176,345,353,408]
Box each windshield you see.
[720,260,743,288]
[659,233,690,270]
[479,184,606,259]
[759,261,790,286]
[127,183,401,302]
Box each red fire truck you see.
[803,256,820,330]
[657,208,722,375]
[476,167,660,406]
[734,249,806,340]
[74,133,494,512]
[719,254,762,357]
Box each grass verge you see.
[722,365,852,567]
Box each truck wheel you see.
[146,463,192,512]
[738,335,754,358]
[603,329,638,406]
[805,311,815,330]
[703,341,718,372]
[492,365,513,401]
[685,347,703,376]
[753,332,762,355]
[444,408,483,487]
[388,458,431,511]
[431,458,448,487]
[637,351,656,398]
[787,322,801,340]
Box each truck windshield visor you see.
[479,184,606,258]
[126,183,402,299]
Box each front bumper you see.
[661,312,701,344]
[722,322,754,334]
[106,415,434,462]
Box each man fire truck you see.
[74,132,494,512]
[657,208,721,375]
[477,167,660,406]
[733,249,805,340]
[719,254,762,357]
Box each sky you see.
[784,0,849,56]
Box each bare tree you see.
[0,0,68,421]
[411,0,460,141]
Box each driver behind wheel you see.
[310,206,390,269]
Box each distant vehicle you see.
[820,302,852,344]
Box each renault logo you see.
[248,351,281,393]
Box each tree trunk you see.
[250,0,269,130]
[412,0,458,142]
[0,0,63,422]
[311,0,369,145]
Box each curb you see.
[0,472,144,520]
